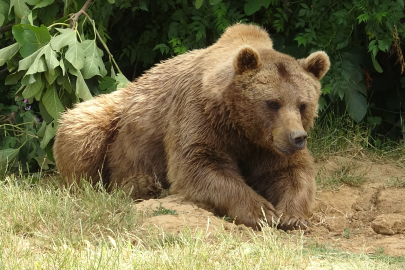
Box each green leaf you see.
[0,14,5,27]
[209,0,221,4]
[0,0,9,27]
[34,0,54,9]
[18,49,41,71]
[99,76,116,90]
[22,73,43,99]
[69,68,93,101]
[12,24,51,57]
[138,0,148,11]
[5,70,25,85]
[36,121,47,137]
[371,54,383,73]
[244,0,270,15]
[10,0,36,19]
[367,116,382,125]
[80,40,105,79]
[34,155,54,169]
[65,39,84,70]
[0,148,19,168]
[344,85,367,123]
[21,73,35,85]
[50,28,76,51]
[25,47,48,75]
[43,44,59,72]
[318,96,327,111]
[37,55,47,72]
[115,73,130,88]
[0,43,21,66]
[195,0,203,9]
[39,101,53,122]
[42,84,65,120]
[40,122,55,149]
[44,67,60,84]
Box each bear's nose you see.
[289,130,308,150]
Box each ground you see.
[135,156,405,257]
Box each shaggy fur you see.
[54,24,330,230]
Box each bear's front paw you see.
[278,215,309,231]
[231,200,279,229]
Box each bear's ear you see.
[234,45,262,74]
[299,51,330,80]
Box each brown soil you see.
[135,156,405,256]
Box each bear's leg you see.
[167,146,279,229]
[248,151,315,231]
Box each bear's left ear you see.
[234,45,262,74]
[299,51,330,80]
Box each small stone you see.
[371,214,405,235]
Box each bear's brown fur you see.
[54,24,330,230]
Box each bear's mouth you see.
[275,145,296,156]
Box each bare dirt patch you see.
[134,156,405,256]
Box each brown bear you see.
[54,24,330,230]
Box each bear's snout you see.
[289,130,307,150]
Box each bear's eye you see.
[300,103,307,113]
[267,100,281,110]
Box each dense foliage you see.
[0,0,404,173]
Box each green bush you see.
[0,0,404,173]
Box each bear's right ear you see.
[234,45,262,74]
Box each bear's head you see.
[224,46,330,156]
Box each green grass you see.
[152,204,178,216]
[384,176,405,188]
[316,159,369,190]
[308,114,405,163]
[0,174,404,269]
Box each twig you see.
[70,0,93,27]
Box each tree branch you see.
[0,24,13,34]
[70,0,93,27]
[0,68,8,77]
